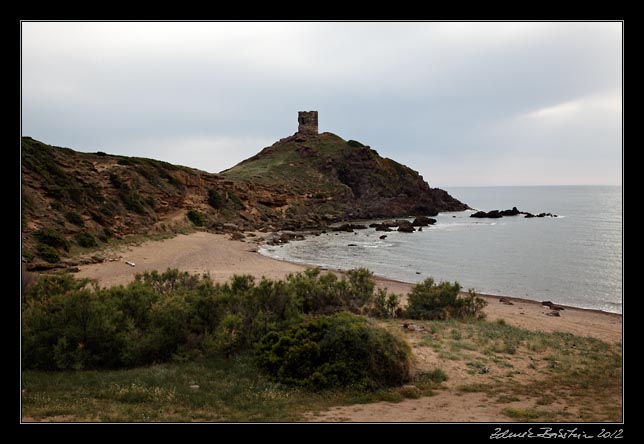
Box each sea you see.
[260,186,623,314]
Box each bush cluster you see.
[22,268,391,372]
[207,189,223,209]
[22,268,480,389]
[256,312,411,390]
[405,278,487,320]
[64,211,85,227]
[187,210,207,226]
[33,228,70,252]
[36,244,60,263]
[74,232,98,248]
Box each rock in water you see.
[397,221,415,233]
[412,216,437,226]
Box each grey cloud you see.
[21,21,621,185]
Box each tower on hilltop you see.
[298,111,318,135]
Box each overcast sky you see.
[21,22,622,187]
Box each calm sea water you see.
[260,186,623,314]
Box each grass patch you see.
[22,353,436,422]
[502,407,567,422]
[496,394,520,403]
[457,383,490,393]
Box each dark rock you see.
[374,224,393,232]
[500,207,521,216]
[347,243,357,247]
[412,216,437,226]
[524,213,535,218]
[332,223,368,232]
[545,310,561,317]
[369,223,380,228]
[230,232,245,241]
[381,220,398,227]
[397,221,415,233]
[472,210,502,218]
[379,235,387,239]
[418,227,423,231]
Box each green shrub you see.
[256,312,411,390]
[120,190,147,214]
[371,288,401,318]
[36,244,60,263]
[206,313,243,358]
[33,228,70,252]
[347,140,364,148]
[74,232,98,248]
[405,278,487,320]
[50,201,62,211]
[187,210,207,226]
[207,189,223,209]
[227,192,245,210]
[64,211,85,227]
[23,286,125,370]
[285,267,377,315]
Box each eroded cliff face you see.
[21,134,467,266]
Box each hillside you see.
[21,124,466,268]
[222,131,466,219]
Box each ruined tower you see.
[298,111,318,135]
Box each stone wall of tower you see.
[298,111,318,135]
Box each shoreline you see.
[258,247,622,318]
[73,231,622,343]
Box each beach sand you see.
[73,231,622,422]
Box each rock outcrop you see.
[470,207,557,219]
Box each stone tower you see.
[298,111,318,135]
